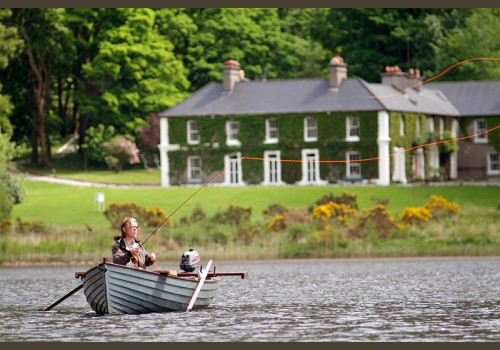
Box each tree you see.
[0,9,24,219]
[11,9,68,168]
[433,8,500,81]
[65,8,189,147]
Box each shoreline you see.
[2,255,499,268]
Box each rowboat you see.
[74,258,247,315]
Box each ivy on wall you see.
[389,112,427,180]
[166,111,379,185]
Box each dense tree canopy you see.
[0,8,498,171]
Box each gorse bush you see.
[401,207,432,226]
[103,202,167,230]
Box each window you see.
[187,120,200,145]
[487,153,500,175]
[298,149,327,185]
[263,151,283,185]
[474,119,487,143]
[224,152,243,185]
[399,116,405,136]
[264,118,278,144]
[226,120,240,146]
[304,117,318,142]
[416,118,421,135]
[187,156,202,180]
[346,117,360,142]
[346,152,361,176]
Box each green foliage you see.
[102,202,167,230]
[81,124,116,164]
[103,135,140,172]
[434,8,500,81]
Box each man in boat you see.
[112,217,156,269]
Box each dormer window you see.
[346,116,360,142]
[264,118,278,144]
[304,117,318,142]
[226,120,241,146]
[187,120,200,145]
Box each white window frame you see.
[487,152,500,175]
[187,156,202,180]
[262,150,284,185]
[346,151,361,177]
[223,152,244,186]
[346,116,360,142]
[187,120,200,145]
[304,117,318,142]
[298,149,327,185]
[264,118,279,144]
[474,119,488,144]
[226,120,241,146]
[399,116,405,136]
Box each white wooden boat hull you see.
[78,262,221,314]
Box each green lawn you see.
[12,179,500,229]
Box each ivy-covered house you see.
[157,57,500,187]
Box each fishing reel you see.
[180,248,199,272]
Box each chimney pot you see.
[329,56,348,89]
[223,59,241,91]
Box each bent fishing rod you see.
[139,160,240,247]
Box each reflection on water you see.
[0,258,499,341]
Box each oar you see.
[186,259,212,312]
[39,284,83,311]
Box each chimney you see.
[329,56,347,89]
[223,59,241,91]
[381,66,409,91]
[408,68,423,92]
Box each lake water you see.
[0,257,499,342]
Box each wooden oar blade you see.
[186,260,212,312]
[39,284,83,311]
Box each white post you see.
[158,118,170,187]
[449,119,459,179]
[377,111,391,185]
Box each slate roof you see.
[426,81,500,116]
[159,78,384,117]
[159,76,500,118]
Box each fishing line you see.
[139,57,500,252]
[140,159,240,247]
[372,57,500,99]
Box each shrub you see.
[103,135,140,172]
[213,204,252,225]
[15,216,48,234]
[312,191,358,210]
[350,204,399,239]
[103,202,146,230]
[424,195,460,219]
[263,203,288,217]
[401,207,432,226]
[143,206,167,228]
[312,201,357,227]
[0,218,12,234]
[236,225,262,244]
[267,214,286,231]
[81,124,115,165]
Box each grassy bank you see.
[11,179,500,228]
[2,178,499,265]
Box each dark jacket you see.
[112,236,154,269]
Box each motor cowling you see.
[180,248,199,272]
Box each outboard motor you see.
[180,248,200,272]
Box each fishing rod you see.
[140,159,240,247]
